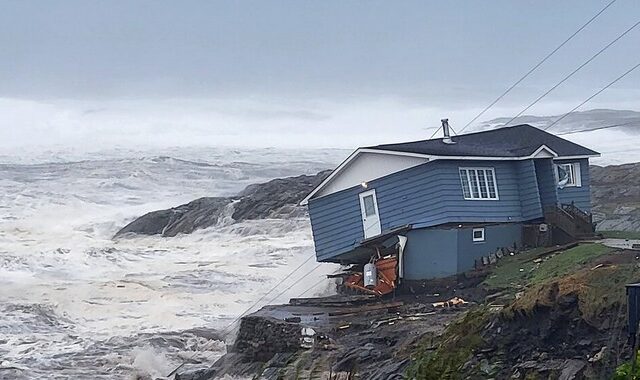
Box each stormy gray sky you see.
[1,0,639,149]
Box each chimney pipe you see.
[441,118,454,144]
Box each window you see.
[556,162,581,188]
[472,228,485,242]
[459,168,499,200]
[362,194,377,216]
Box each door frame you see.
[358,189,381,238]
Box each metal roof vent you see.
[441,119,455,144]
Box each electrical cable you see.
[543,61,640,131]
[165,255,319,377]
[458,0,618,133]
[503,20,640,127]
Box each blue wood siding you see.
[555,158,591,212]
[456,223,522,273]
[534,159,558,209]
[308,187,363,261]
[403,223,522,280]
[403,228,458,280]
[516,160,543,220]
[375,160,524,229]
[309,159,545,262]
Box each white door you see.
[359,189,381,238]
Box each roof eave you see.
[299,148,433,205]
[300,145,599,205]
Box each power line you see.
[297,276,330,298]
[556,121,640,136]
[457,0,618,133]
[166,254,319,377]
[503,20,640,127]
[218,254,317,335]
[598,147,640,155]
[250,263,323,319]
[167,263,325,378]
[543,61,640,131]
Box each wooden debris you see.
[432,297,468,308]
[371,317,402,328]
[289,295,377,307]
[327,301,404,316]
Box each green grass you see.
[600,230,640,240]
[481,247,545,290]
[483,244,614,292]
[504,260,640,326]
[408,243,632,379]
[530,243,613,283]
[613,350,640,380]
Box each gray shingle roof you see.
[366,124,599,157]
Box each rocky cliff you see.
[176,244,638,380]
[114,170,331,238]
[591,163,640,231]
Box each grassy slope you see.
[483,244,613,292]
[408,243,640,379]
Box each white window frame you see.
[472,228,485,242]
[556,162,582,187]
[459,167,499,200]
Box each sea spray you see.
[0,147,343,379]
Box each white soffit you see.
[531,145,558,158]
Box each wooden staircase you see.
[544,202,595,241]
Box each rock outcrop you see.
[116,161,640,239]
[590,163,640,231]
[175,295,465,380]
[114,170,331,238]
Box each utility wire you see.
[248,263,324,321]
[297,276,329,298]
[166,254,319,377]
[458,0,618,133]
[167,263,325,378]
[556,121,640,136]
[218,254,317,335]
[543,61,640,131]
[503,20,640,127]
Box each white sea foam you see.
[0,147,343,379]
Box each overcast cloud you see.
[1,0,639,150]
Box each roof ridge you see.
[367,124,537,148]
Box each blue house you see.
[301,123,600,280]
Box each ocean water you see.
[0,147,345,379]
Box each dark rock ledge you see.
[114,170,331,238]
